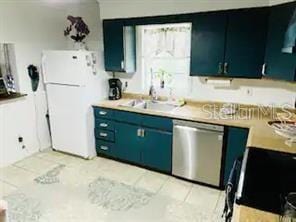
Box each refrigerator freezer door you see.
[46,84,94,158]
[43,51,88,86]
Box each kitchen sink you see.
[120,99,179,112]
[119,99,145,107]
[135,100,177,112]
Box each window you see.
[141,23,192,94]
[0,43,13,79]
[0,43,17,92]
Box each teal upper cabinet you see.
[224,8,269,78]
[103,20,136,73]
[190,12,227,76]
[95,108,173,173]
[264,2,296,81]
[190,8,268,78]
[142,128,172,173]
[103,20,124,72]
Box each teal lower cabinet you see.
[94,107,251,181]
[142,128,172,173]
[114,120,172,173]
[93,107,173,173]
[93,107,117,158]
[115,122,142,164]
[223,127,249,185]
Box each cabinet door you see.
[224,127,249,185]
[265,2,296,81]
[225,8,269,78]
[190,12,227,76]
[142,128,172,173]
[103,20,124,72]
[115,122,142,164]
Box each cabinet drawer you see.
[95,119,115,131]
[142,115,173,132]
[96,140,115,156]
[95,129,115,142]
[113,110,142,125]
[94,107,113,119]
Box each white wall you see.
[0,2,67,164]
[0,0,103,167]
[117,70,296,107]
[270,0,296,6]
[99,0,296,107]
[65,2,102,50]
[99,0,270,19]
[99,0,296,19]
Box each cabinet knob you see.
[137,129,141,137]
[137,129,145,137]
[99,132,108,137]
[224,62,229,75]
[99,111,107,115]
[99,123,108,128]
[262,63,267,76]
[100,146,109,151]
[218,62,223,74]
[121,60,125,70]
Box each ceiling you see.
[96,0,294,6]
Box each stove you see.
[236,147,296,214]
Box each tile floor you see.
[0,150,225,222]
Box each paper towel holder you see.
[205,77,233,83]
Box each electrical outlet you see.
[18,136,23,143]
[246,88,253,96]
[123,81,128,91]
[18,136,26,149]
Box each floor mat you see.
[4,165,213,222]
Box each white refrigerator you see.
[42,50,108,158]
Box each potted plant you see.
[155,69,172,89]
[64,15,90,50]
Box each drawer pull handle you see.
[99,132,108,137]
[99,123,108,127]
[100,146,109,151]
[99,111,107,115]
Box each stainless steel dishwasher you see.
[173,120,224,187]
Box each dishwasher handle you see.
[173,120,224,132]
[174,125,224,134]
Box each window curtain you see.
[142,24,191,93]
[143,26,191,58]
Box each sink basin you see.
[119,99,144,107]
[119,99,179,112]
[135,100,177,112]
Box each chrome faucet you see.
[149,85,157,101]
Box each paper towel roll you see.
[205,78,232,87]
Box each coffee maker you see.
[108,78,122,100]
